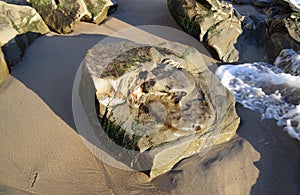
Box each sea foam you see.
[216,49,300,141]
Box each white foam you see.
[216,55,300,141]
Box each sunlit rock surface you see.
[167,0,243,62]
[216,49,300,141]
[29,0,117,33]
[80,41,240,178]
[284,12,300,43]
[0,1,50,84]
[168,0,300,63]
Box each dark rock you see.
[251,0,272,8]
[263,14,300,61]
[232,0,252,4]
[1,0,29,5]
[2,32,42,68]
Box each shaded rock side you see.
[233,0,300,62]
[263,11,300,61]
[29,0,116,34]
[0,1,50,84]
[2,32,42,67]
[167,0,243,62]
[0,51,9,85]
[80,41,240,178]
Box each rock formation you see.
[28,0,118,33]
[0,1,50,84]
[80,41,240,178]
[167,0,243,62]
[168,0,300,63]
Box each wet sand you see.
[0,0,299,194]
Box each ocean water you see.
[216,49,300,141]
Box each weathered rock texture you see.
[0,1,50,84]
[168,0,300,63]
[80,41,240,178]
[284,12,300,43]
[168,0,243,62]
[274,49,300,76]
[29,0,117,33]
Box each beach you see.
[0,0,299,194]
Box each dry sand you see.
[0,0,299,194]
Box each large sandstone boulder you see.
[29,0,117,34]
[79,41,240,178]
[0,1,50,84]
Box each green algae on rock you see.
[80,41,240,178]
[167,0,243,62]
[0,1,50,84]
[29,0,116,33]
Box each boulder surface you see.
[80,41,240,178]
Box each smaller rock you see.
[0,1,49,45]
[29,0,117,34]
[0,1,50,84]
[284,12,300,43]
[168,0,244,62]
[84,0,115,24]
[274,49,300,76]
[207,18,242,62]
[263,14,300,61]
[29,0,75,34]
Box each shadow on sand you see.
[236,104,300,194]
[11,33,110,130]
